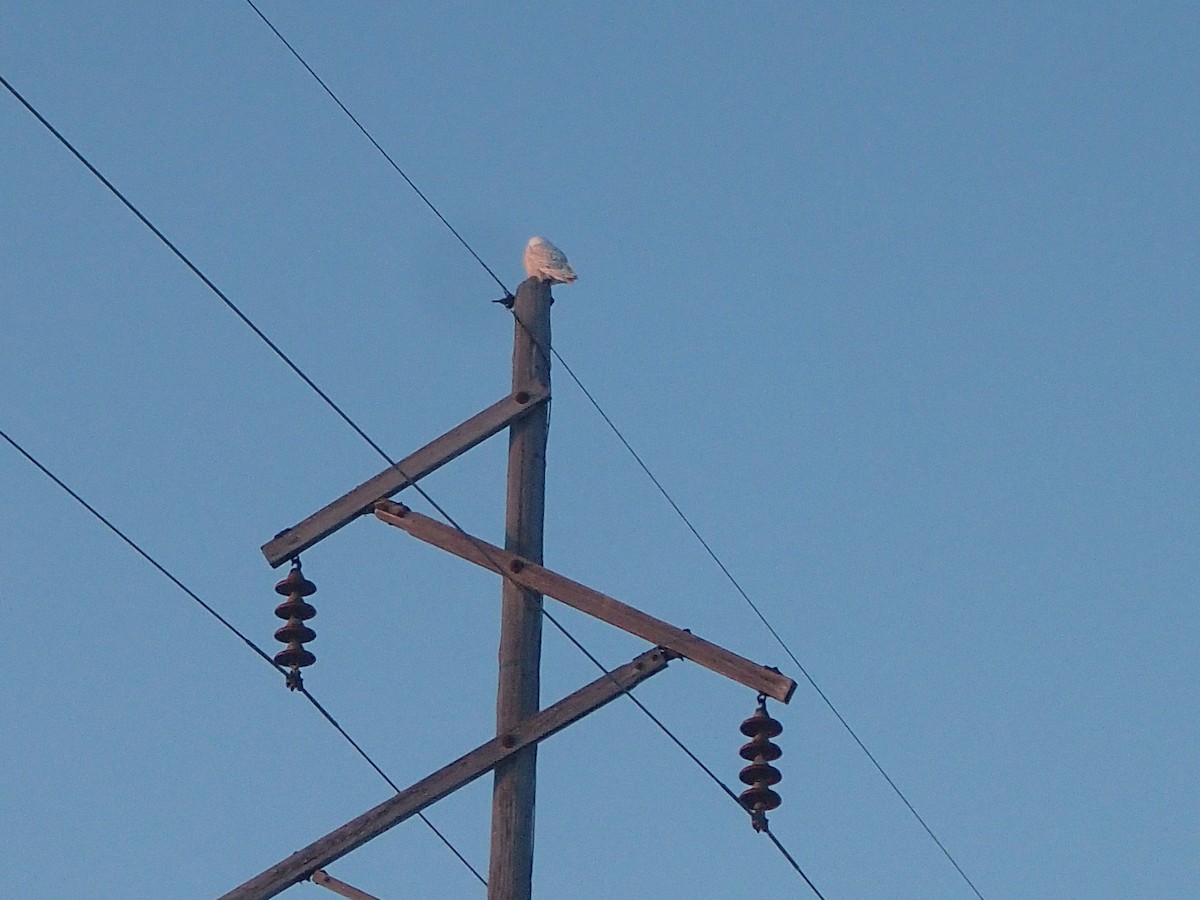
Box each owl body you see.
[523,236,577,284]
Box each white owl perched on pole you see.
[523,236,577,284]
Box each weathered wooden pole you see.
[490,276,551,898]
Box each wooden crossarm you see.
[374,502,796,703]
[310,870,379,900]
[220,647,673,900]
[261,384,550,567]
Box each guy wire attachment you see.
[273,556,317,690]
[738,693,784,832]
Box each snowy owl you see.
[523,236,577,284]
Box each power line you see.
[0,71,397,476]
[763,827,828,900]
[228,13,985,896]
[297,687,487,887]
[242,0,512,301]
[0,426,486,887]
[3,65,826,893]
[527,323,988,900]
[7,12,969,891]
[0,427,278,672]
[0,70,496,581]
[541,609,826,899]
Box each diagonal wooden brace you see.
[219,647,673,900]
[310,870,379,900]
[374,501,796,703]
[261,384,550,567]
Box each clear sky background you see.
[2,3,1196,898]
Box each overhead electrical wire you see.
[541,608,827,899]
[0,426,486,888]
[242,0,512,301]
[0,71,501,596]
[518,320,986,900]
[231,8,987,899]
[0,70,825,895]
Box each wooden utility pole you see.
[491,276,551,899]
[229,270,797,899]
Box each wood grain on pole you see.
[491,276,552,899]
[374,502,797,704]
[261,384,550,568]
[218,648,672,900]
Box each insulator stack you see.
[273,560,317,690]
[738,695,783,832]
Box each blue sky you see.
[2,3,1197,898]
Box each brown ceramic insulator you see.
[739,761,783,787]
[275,567,316,598]
[737,698,785,831]
[740,736,783,762]
[274,645,316,669]
[274,596,317,621]
[271,561,318,684]
[740,704,784,739]
[739,786,782,813]
[274,621,316,646]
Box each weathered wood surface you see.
[491,275,552,900]
[219,648,673,900]
[311,870,380,900]
[374,502,797,704]
[261,383,550,567]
